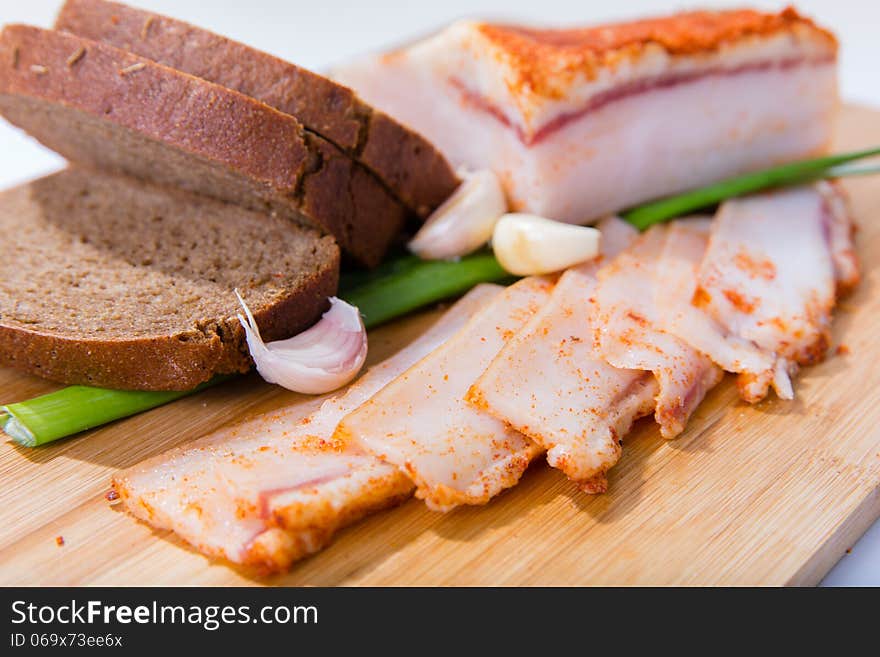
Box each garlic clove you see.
[408,168,507,260]
[235,291,368,395]
[492,213,601,276]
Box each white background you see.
[0,0,877,585]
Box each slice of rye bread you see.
[55,0,459,217]
[55,0,460,217]
[0,167,339,391]
[0,25,405,267]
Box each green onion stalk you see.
[4,147,879,446]
[0,381,223,447]
[622,146,880,229]
[344,252,511,327]
[1,253,510,447]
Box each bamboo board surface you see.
[1,105,879,586]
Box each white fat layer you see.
[472,266,654,483]
[335,44,836,223]
[651,185,849,402]
[395,20,835,135]
[335,278,549,511]
[591,226,723,438]
[698,187,837,362]
[654,220,783,383]
[471,216,645,483]
[117,285,503,564]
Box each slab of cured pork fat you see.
[334,8,838,223]
[656,183,858,402]
[335,278,551,511]
[113,285,501,573]
[468,217,654,493]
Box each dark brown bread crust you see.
[56,0,460,216]
[0,25,405,266]
[0,168,340,391]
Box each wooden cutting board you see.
[1,105,878,586]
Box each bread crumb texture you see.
[0,168,339,389]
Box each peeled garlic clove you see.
[236,291,368,395]
[408,169,507,260]
[492,213,601,276]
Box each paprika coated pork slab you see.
[334,8,838,223]
[113,286,501,572]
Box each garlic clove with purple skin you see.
[408,169,507,260]
[235,291,368,395]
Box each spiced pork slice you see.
[55,0,460,217]
[0,25,405,267]
[0,167,339,391]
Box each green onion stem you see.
[825,163,880,178]
[622,146,880,230]
[5,148,880,447]
[338,251,420,294]
[346,251,511,329]
[1,379,225,447]
[2,253,509,446]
